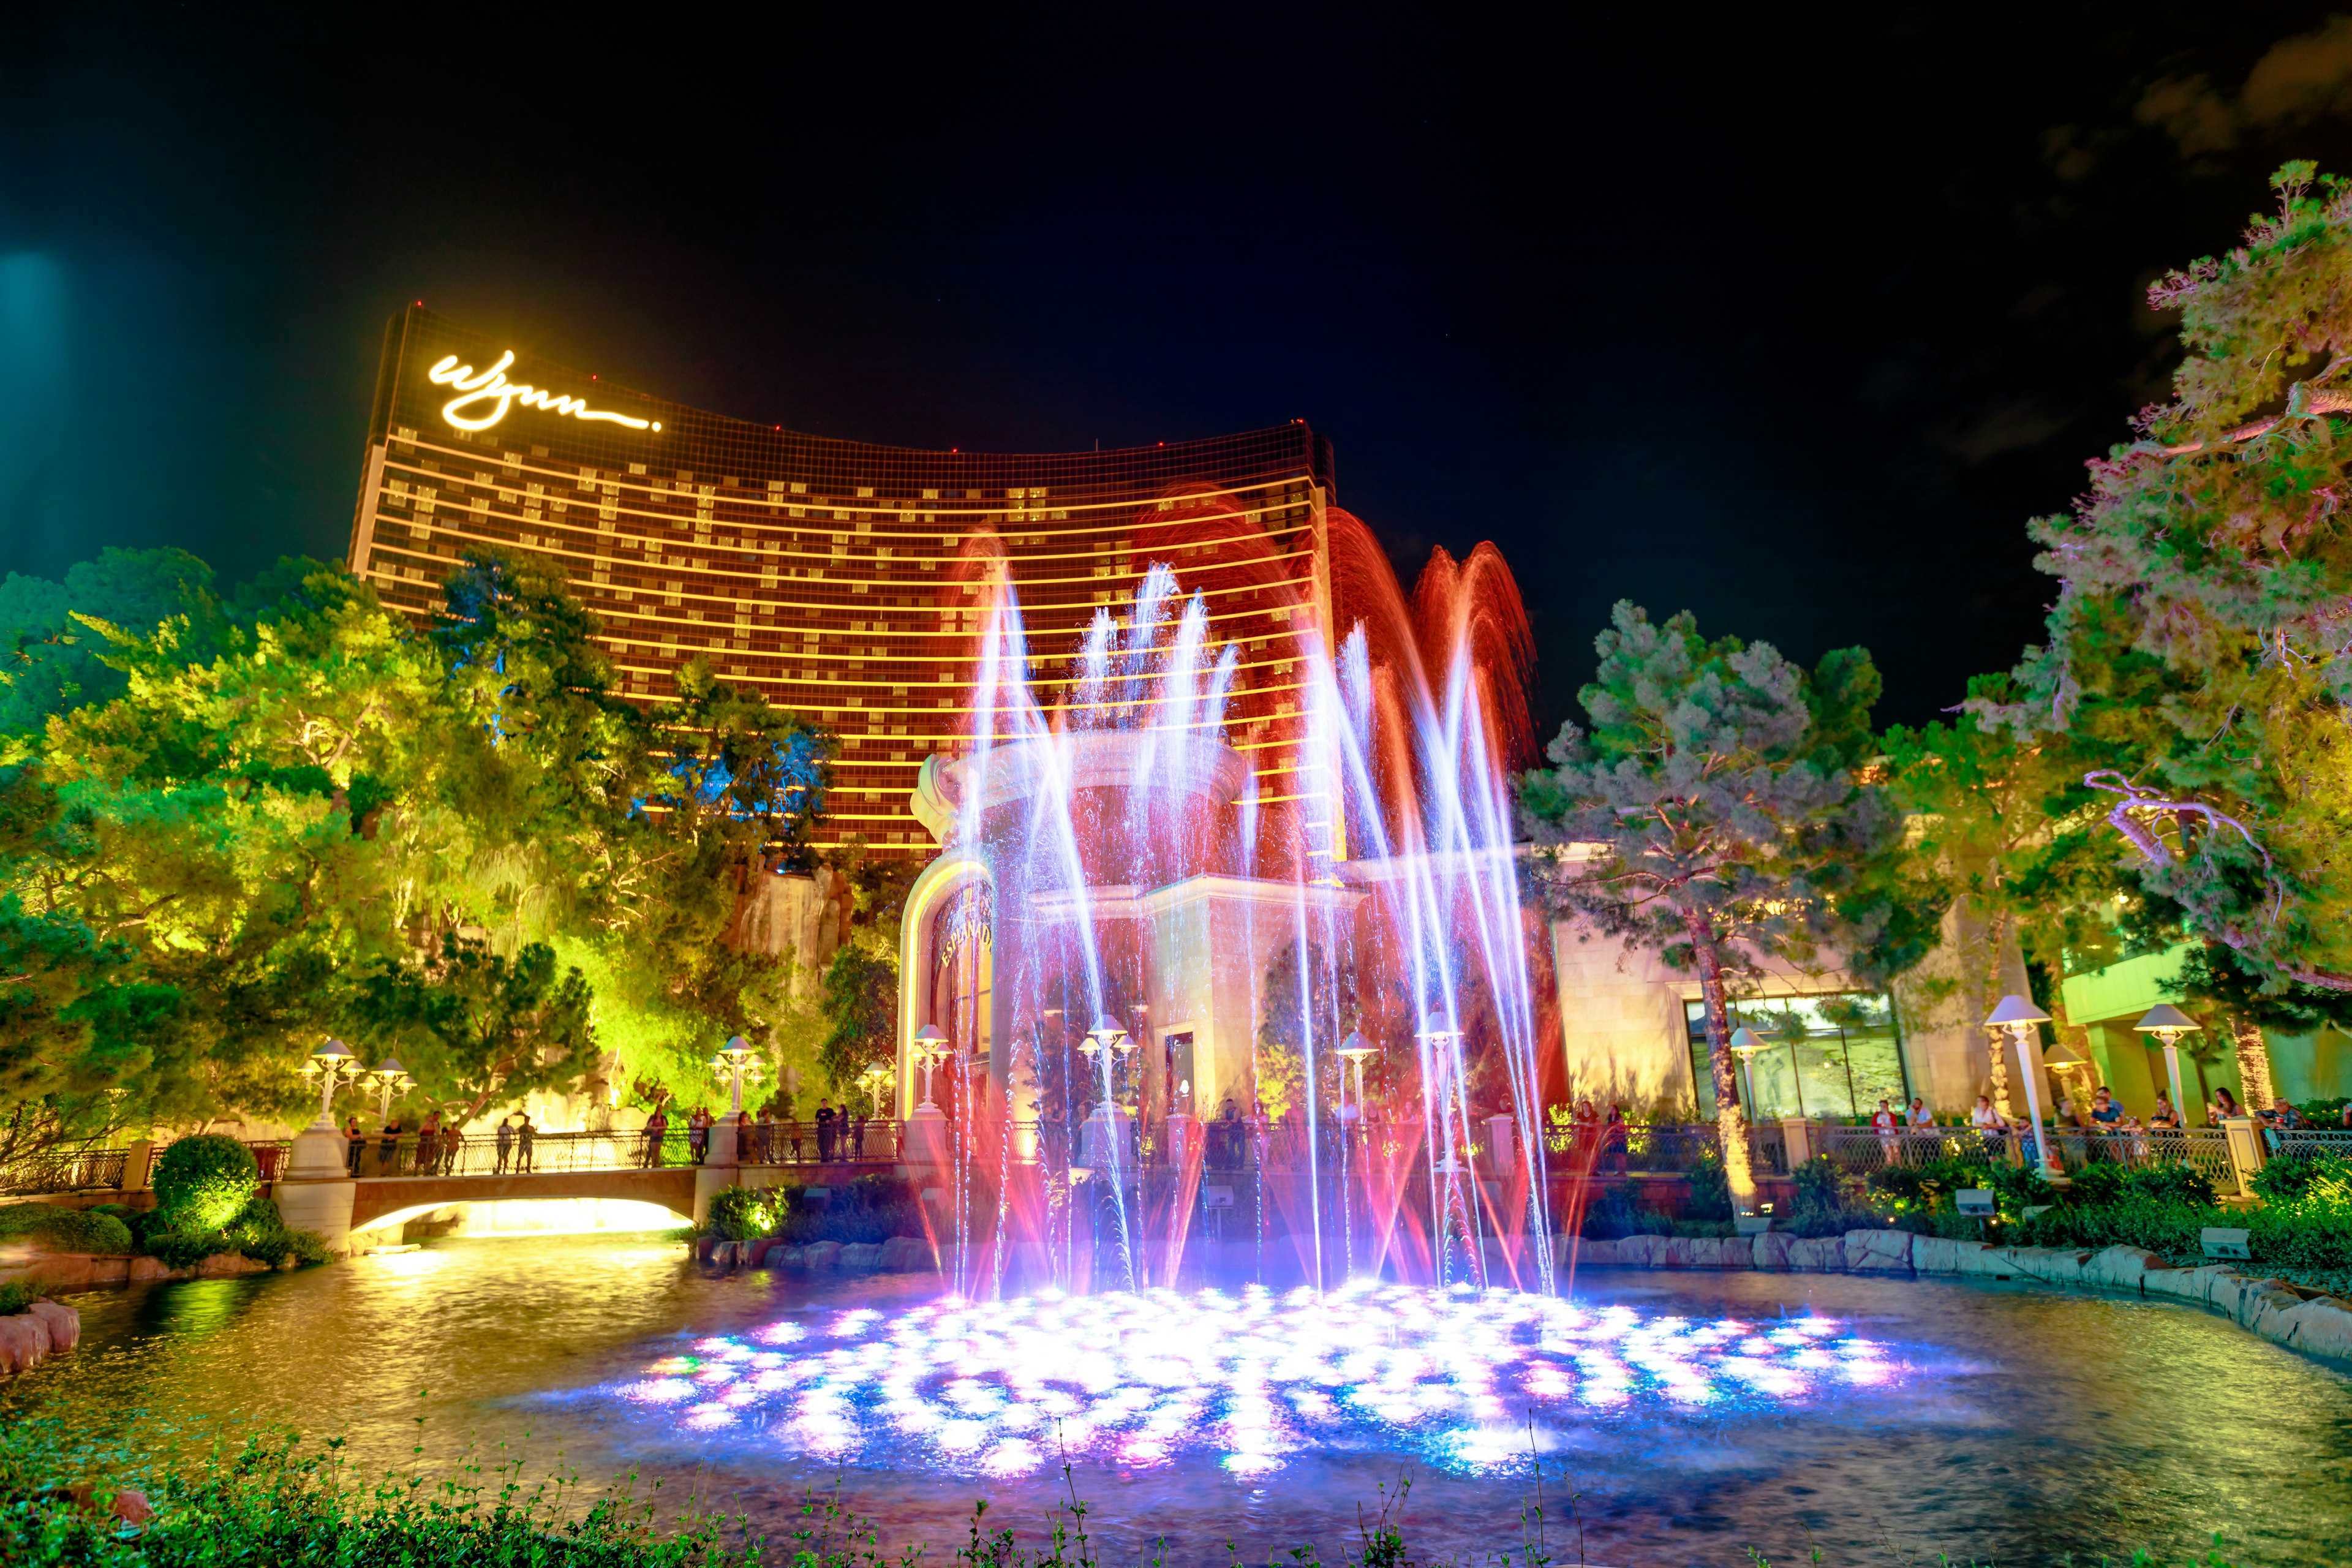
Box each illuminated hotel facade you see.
[347,307,1338,859]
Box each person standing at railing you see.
[1906,1096,1932,1130]
[494,1116,514,1175]
[1970,1095,2005,1152]
[2148,1095,2182,1131]
[378,1117,402,1177]
[516,1114,537,1173]
[814,1101,836,1163]
[1603,1104,1627,1176]
[440,1124,464,1175]
[417,1112,440,1177]
[1872,1099,1899,1164]
[755,1107,775,1164]
[344,1115,364,1176]
[643,1105,669,1169]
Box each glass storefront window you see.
[1684,993,1907,1122]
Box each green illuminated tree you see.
[1518,601,1937,1202]
[350,932,597,1123]
[1977,163,2352,1102]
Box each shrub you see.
[2017,1196,2206,1256]
[153,1134,260,1232]
[2252,1150,2352,1207]
[143,1229,229,1268]
[1788,1205,1879,1238]
[1578,1183,1671,1240]
[1684,1147,1732,1221]
[706,1185,777,1242]
[219,1194,329,1266]
[0,1202,132,1255]
[0,1282,33,1316]
[1791,1155,1863,1218]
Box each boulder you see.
[802,1240,841,1271]
[2083,1246,2169,1293]
[2238,1280,2308,1335]
[1751,1231,1795,1270]
[126,1257,170,1284]
[2002,1247,2093,1288]
[0,1313,51,1373]
[1786,1236,1845,1272]
[2266,1296,2352,1360]
[195,1252,270,1279]
[1569,1238,1621,1267]
[839,1242,884,1273]
[1845,1228,1913,1273]
[24,1301,77,1352]
[1686,1236,1754,1268]
[880,1235,931,1272]
[1615,1234,1668,1268]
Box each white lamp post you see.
[1728,1027,1765,1118]
[2133,1004,2202,1126]
[858,1061,893,1118]
[363,1057,412,1124]
[1985,995,2054,1174]
[911,1023,950,1110]
[1416,1011,1466,1172]
[709,1034,764,1117]
[301,1039,365,1129]
[1337,1030,1379,1125]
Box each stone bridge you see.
[338,1166,704,1235]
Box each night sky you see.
[12,7,2352,733]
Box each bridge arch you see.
[344,1167,699,1235]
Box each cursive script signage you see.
[426,351,661,434]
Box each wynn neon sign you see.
[426,352,660,434]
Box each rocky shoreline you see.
[1562,1228,2352,1362]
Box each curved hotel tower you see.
[347,306,1339,861]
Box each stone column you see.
[1780,1115,1814,1168]
[119,1140,155,1192]
[2220,1115,2267,1197]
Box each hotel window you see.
[1683,993,1908,1122]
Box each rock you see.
[111,1488,153,1528]
[2266,1296,2352,1360]
[2084,1246,2169,1292]
[1691,1236,1754,1268]
[24,1301,77,1352]
[1786,1236,1845,1272]
[802,1240,841,1271]
[2001,1247,2092,1287]
[2239,1280,2307,1335]
[0,1313,51,1373]
[880,1235,930,1272]
[1752,1231,1795,1270]
[778,1245,806,1269]
[839,1242,884,1273]
[1616,1234,1667,1268]
[1845,1228,1913,1273]
[1568,1238,1621,1268]
[1909,1236,1958,1275]
[195,1252,269,1278]
[126,1257,170,1283]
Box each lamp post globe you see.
[1727,1027,1764,1116]
[911,1023,949,1109]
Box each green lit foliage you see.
[0,548,227,739]
[0,1201,132,1255]
[0,545,836,1135]
[151,1134,259,1233]
[703,1185,777,1242]
[815,849,919,1093]
[350,933,596,1123]
[1980,164,2352,994]
[1520,603,1943,1182]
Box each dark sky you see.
[10,7,2352,733]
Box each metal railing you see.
[2269,1128,2352,1161]
[0,1144,127,1196]
[336,1123,905,1179]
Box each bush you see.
[1791,1155,1864,1218]
[0,1282,34,1316]
[2252,1150,2352,1207]
[153,1134,260,1232]
[705,1185,777,1242]
[772,1173,926,1245]
[1684,1147,1732,1221]
[142,1229,229,1268]
[0,1202,132,1255]
[1788,1205,1879,1238]
[217,1194,328,1267]
[1578,1183,1671,1240]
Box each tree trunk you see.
[1683,905,1755,1210]
[1979,905,2015,1119]
[2228,1014,2275,1110]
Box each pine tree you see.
[1983,164,2352,1036]
[1519,602,1935,1203]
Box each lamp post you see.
[363,1057,412,1125]
[709,1035,764,1118]
[1728,1027,1764,1118]
[1337,1030,1379,1129]
[301,1039,366,1129]
[858,1062,893,1118]
[1985,995,2055,1174]
[911,1023,950,1110]
[2134,1004,2202,1126]
[1416,1011,1465,1172]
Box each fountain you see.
[891,514,1562,1301]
